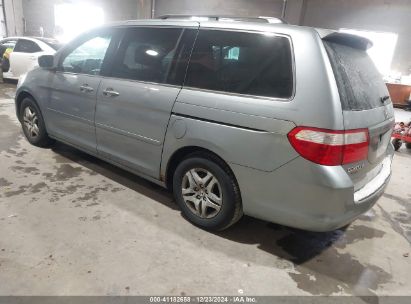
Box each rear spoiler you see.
[315,28,373,51]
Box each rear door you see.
[324,34,395,186]
[10,39,43,78]
[95,25,198,178]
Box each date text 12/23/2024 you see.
[149,296,257,303]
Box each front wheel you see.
[406,142,411,149]
[20,98,54,147]
[173,153,243,231]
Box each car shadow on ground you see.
[51,141,346,264]
[47,142,395,295]
[51,142,178,211]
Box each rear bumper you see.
[230,153,393,232]
[354,157,391,204]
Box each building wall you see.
[153,0,285,18]
[4,0,24,36]
[283,0,304,25]
[0,1,7,37]
[137,0,152,19]
[22,0,54,36]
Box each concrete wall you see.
[22,0,54,36]
[283,0,304,25]
[137,0,153,19]
[0,1,7,37]
[4,0,24,36]
[153,0,285,18]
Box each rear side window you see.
[185,30,294,99]
[324,41,389,111]
[14,39,42,53]
[110,27,195,85]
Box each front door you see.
[95,25,198,178]
[46,30,115,153]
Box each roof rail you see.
[158,15,287,24]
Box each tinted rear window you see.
[185,30,294,99]
[324,41,389,111]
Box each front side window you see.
[110,27,192,84]
[1,40,17,50]
[0,40,17,59]
[185,30,294,99]
[14,39,42,53]
[61,33,112,75]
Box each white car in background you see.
[0,37,62,80]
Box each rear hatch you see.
[322,33,394,189]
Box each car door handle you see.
[102,88,120,97]
[80,84,94,93]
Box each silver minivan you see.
[15,16,395,231]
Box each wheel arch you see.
[164,145,239,192]
[15,90,51,138]
[15,90,37,121]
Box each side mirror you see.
[38,55,55,69]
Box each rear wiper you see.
[380,95,390,103]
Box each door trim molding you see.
[47,107,94,126]
[95,122,161,145]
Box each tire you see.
[392,138,402,151]
[20,97,54,147]
[173,152,243,231]
[406,143,411,150]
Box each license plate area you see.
[368,120,394,164]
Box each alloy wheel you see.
[23,106,40,138]
[181,168,223,219]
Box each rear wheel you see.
[406,143,411,149]
[172,152,242,231]
[20,98,54,147]
[392,138,402,151]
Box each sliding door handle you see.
[102,88,120,97]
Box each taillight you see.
[287,127,369,166]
